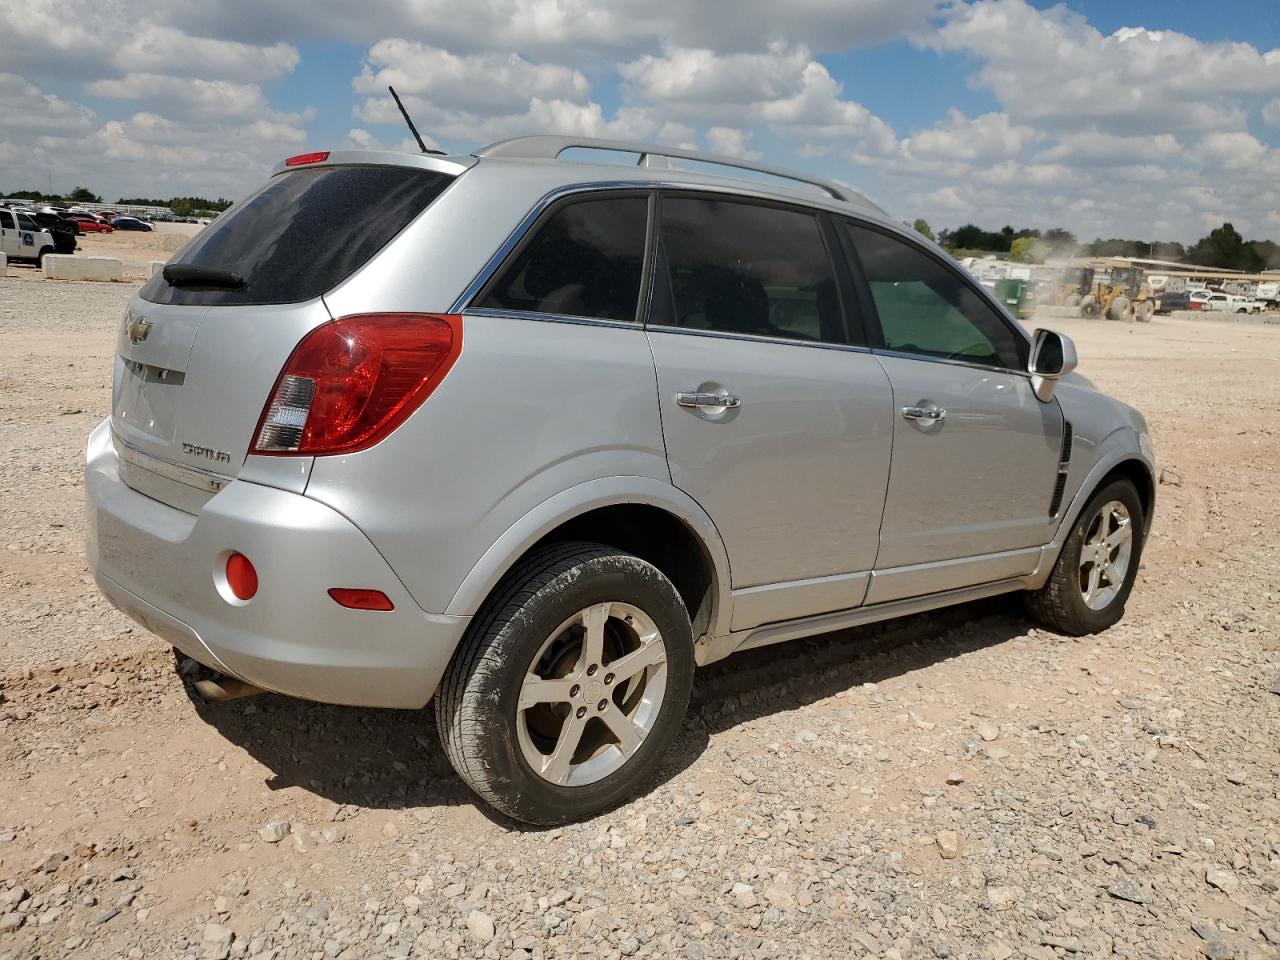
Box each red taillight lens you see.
[226,553,258,601]
[252,313,461,456]
[327,588,395,611]
[284,151,330,166]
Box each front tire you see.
[1026,479,1145,636]
[436,542,694,825]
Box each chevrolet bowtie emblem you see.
[127,317,153,344]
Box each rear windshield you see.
[140,164,455,306]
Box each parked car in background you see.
[1153,290,1190,313]
[23,209,80,253]
[70,215,114,234]
[1198,292,1263,314]
[0,207,57,265]
[110,216,153,231]
[86,137,1156,824]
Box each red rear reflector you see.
[328,588,394,611]
[226,553,258,601]
[252,313,462,456]
[284,151,330,166]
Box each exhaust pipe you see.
[193,677,265,702]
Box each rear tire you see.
[1108,295,1131,320]
[1080,298,1100,319]
[436,542,694,825]
[1026,479,1145,636]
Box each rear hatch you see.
[113,158,459,509]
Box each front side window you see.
[657,197,847,344]
[847,223,1022,369]
[16,214,37,231]
[477,195,648,323]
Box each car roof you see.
[268,136,897,230]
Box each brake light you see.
[284,151,330,166]
[252,313,461,456]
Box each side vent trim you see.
[1049,421,1073,517]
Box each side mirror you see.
[1029,328,1077,402]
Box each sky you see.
[2,0,1279,242]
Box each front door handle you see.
[677,391,742,410]
[902,404,946,423]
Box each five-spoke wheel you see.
[1027,478,1146,635]
[517,601,668,787]
[436,543,693,825]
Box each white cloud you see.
[149,0,942,56]
[1188,131,1273,172]
[1036,131,1180,165]
[1263,98,1280,125]
[88,73,270,121]
[354,40,590,114]
[930,0,1280,135]
[900,110,1039,166]
[705,127,759,159]
[112,25,298,80]
[0,74,96,134]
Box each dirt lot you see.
[0,272,1277,960]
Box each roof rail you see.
[473,135,883,212]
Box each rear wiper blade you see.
[163,264,246,289]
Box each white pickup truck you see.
[1192,291,1265,314]
[0,207,56,266]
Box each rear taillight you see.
[252,313,461,456]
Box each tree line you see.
[2,185,232,216]
[913,218,1280,272]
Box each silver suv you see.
[86,137,1154,824]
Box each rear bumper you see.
[85,419,468,709]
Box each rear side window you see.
[846,223,1023,369]
[140,165,455,306]
[0,212,13,229]
[656,197,846,344]
[476,196,648,323]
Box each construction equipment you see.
[1052,267,1094,309]
[1079,266,1154,321]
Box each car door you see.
[842,221,1065,605]
[646,195,894,630]
[0,211,17,257]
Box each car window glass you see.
[477,196,647,323]
[658,197,846,344]
[846,223,1022,369]
[140,165,455,306]
[16,214,36,230]
[0,212,13,229]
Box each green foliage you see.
[1186,223,1265,272]
[117,195,233,213]
[912,218,935,241]
[1010,236,1048,263]
[68,186,101,203]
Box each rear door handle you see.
[902,405,946,422]
[677,391,742,409]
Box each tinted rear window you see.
[140,165,455,306]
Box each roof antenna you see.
[388,85,444,155]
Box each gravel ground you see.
[1,272,1277,960]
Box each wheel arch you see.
[1029,445,1155,589]
[444,478,733,641]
